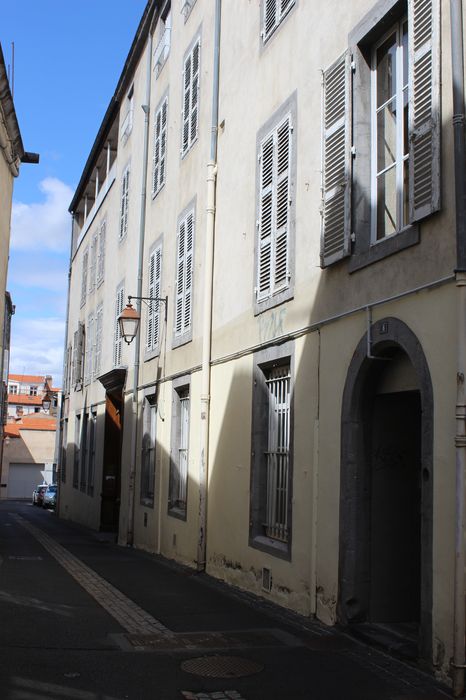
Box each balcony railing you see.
[76,161,117,251]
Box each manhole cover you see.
[181,655,263,678]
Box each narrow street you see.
[0,500,451,700]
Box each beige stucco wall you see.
[61,0,460,680]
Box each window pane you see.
[377,167,397,239]
[377,98,397,172]
[376,33,397,107]
[402,21,408,87]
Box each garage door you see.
[7,463,46,499]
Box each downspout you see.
[451,1,466,695]
[126,26,153,547]
[197,0,221,570]
[57,218,75,516]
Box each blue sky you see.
[1,1,147,386]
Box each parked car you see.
[32,485,47,507]
[42,484,57,510]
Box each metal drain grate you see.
[181,655,263,679]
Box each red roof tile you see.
[8,394,43,405]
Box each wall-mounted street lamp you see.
[41,396,51,412]
[118,295,168,345]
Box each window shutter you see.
[275,117,291,289]
[153,246,162,347]
[321,50,352,267]
[182,55,192,155]
[184,213,193,332]
[147,247,162,351]
[97,220,106,283]
[182,41,200,156]
[147,252,155,350]
[190,42,200,145]
[264,0,277,40]
[160,99,168,187]
[85,314,94,385]
[175,221,186,335]
[152,98,168,196]
[89,235,96,294]
[72,330,78,387]
[408,0,440,221]
[81,249,88,306]
[95,305,103,377]
[114,286,124,367]
[120,169,130,239]
[258,134,274,299]
[76,323,84,385]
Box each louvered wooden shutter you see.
[113,287,124,367]
[76,323,84,384]
[97,220,106,283]
[264,0,277,40]
[182,41,200,156]
[120,169,130,239]
[184,213,193,332]
[258,133,274,299]
[160,98,168,187]
[72,330,78,387]
[408,0,440,221]
[321,51,352,267]
[275,117,291,290]
[190,42,200,145]
[89,233,97,293]
[175,212,194,336]
[152,98,168,196]
[81,249,88,306]
[175,220,186,335]
[95,305,103,377]
[147,245,162,350]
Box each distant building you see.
[1,413,57,499]
[7,374,61,418]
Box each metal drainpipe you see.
[57,219,75,516]
[197,0,221,571]
[451,0,466,695]
[126,27,153,547]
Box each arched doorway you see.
[338,317,433,661]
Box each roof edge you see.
[69,1,158,213]
[0,43,24,162]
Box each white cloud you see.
[11,178,73,253]
[9,316,66,387]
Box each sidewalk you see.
[0,500,452,700]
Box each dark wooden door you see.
[100,393,123,532]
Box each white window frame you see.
[119,166,130,241]
[370,18,409,243]
[152,96,169,197]
[256,108,294,309]
[181,38,200,158]
[141,395,157,507]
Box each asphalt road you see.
[0,500,452,700]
